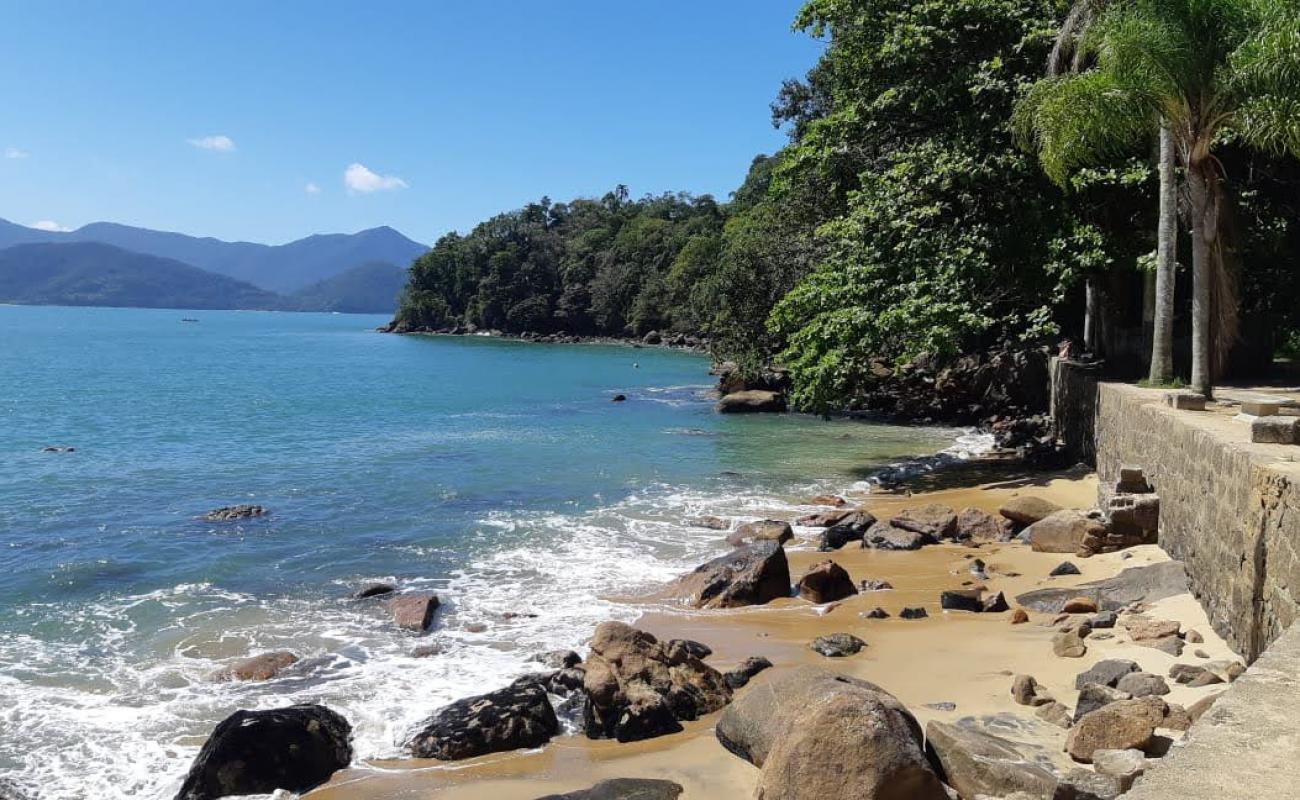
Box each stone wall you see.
[1049,358,1100,464]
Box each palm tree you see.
[1018,0,1300,396]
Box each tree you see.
[1018,0,1300,396]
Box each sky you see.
[0,1,823,245]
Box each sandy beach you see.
[310,466,1237,799]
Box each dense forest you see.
[393,0,1300,413]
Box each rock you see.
[810,494,848,507]
[1194,648,1210,658]
[388,592,440,632]
[209,651,299,682]
[1035,701,1072,728]
[982,591,1009,613]
[1124,618,1181,642]
[1090,610,1118,629]
[1065,697,1166,762]
[1053,630,1087,658]
[940,590,984,613]
[410,643,444,658]
[865,521,928,551]
[582,622,731,742]
[716,390,786,414]
[202,504,268,521]
[1010,608,1029,624]
[1056,768,1123,800]
[797,508,854,528]
[1074,683,1132,721]
[1205,659,1246,682]
[665,639,712,660]
[925,721,1060,800]
[689,515,730,530]
[1075,660,1140,689]
[1050,561,1081,577]
[1186,692,1222,722]
[533,778,684,800]
[1185,628,1204,643]
[1062,597,1098,614]
[810,633,865,657]
[1115,672,1169,698]
[716,667,947,800]
[532,650,583,669]
[1143,636,1183,656]
[1168,663,1209,684]
[1250,415,1299,444]
[1015,561,1189,613]
[723,656,773,689]
[1161,703,1193,731]
[818,512,876,550]
[900,607,929,619]
[464,621,488,633]
[1092,748,1147,791]
[955,507,1014,541]
[730,519,794,546]
[1187,670,1224,687]
[174,704,352,800]
[669,541,791,609]
[1011,674,1039,706]
[863,607,891,619]
[797,560,858,604]
[407,682,558,760]
[353,582,397,599]
[998,495,1063,526]
[612,394,627,402]
[1024,510,1106,554]
[859,578,895,591]
[890,504,957,539]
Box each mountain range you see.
[0,217,427,313]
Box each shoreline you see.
[308,465,1240,799]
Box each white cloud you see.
[4,147,29,159]
[30,220,70,232]
[344,162,407,193]
[187,135,236,152]
[304,182,321,195]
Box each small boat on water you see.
[181,318,199,323]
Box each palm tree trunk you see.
[1084,277,1099,354]
[1188,161,1213,397]
[1149,125,1177,384]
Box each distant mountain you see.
[288,261,407,313]
[0,242,283,310]
[0,217,427,293]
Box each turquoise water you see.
[0,305,965,798]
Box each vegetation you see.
[394,0,1300,412]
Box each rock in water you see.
[533,778,684,800]
[582,622,731,742]
[924,721,1060,800]
[716,390,786,414]
[889,504,957,539]
[407,682,558,760]
[809,633,865,657]
[715,667,947,800]
[998,495,1062,526]
[352,582,397,599]
[208,651,299,682]
[201,504,268,521]
[797,560,858,604]
[668,541,791,609]
[388,592,440,632]
[174,704,352,800]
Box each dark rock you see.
[723,656,773,689]
[890,504,957,539]
[818,512,876,550]
[864,521,928,551]
[533,778,683,800]
[862,607,890,619]
[1050,561,1081,577]
[859,578,894,591]
[900,607,928,619]
[582,622,731,742]
[797,560,858,604]
[982,591,1009,613]
[388,592,440,632]
[1075,659,1140,690]
[352,582,397,599]
[208,651,299,682]
[924,720,1059,800]
[668,541,791,609]
[201,504,268,521]
[175,704,352,800]
[407,682,558,760]
[531,650,583,669]
[716,390,786,414]
[1015,561,1189,614]
[1073,684,1132,722]
[1090,610,1118,629]
[809,633,865,658]
[665,639,712,660]
[940,590,984,613]
[612,394,627,402]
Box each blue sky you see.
[0,1,822,245]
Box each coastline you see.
[308,465,1239,799]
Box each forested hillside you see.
[393,0,1300,413]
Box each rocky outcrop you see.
[582,622,731,742]
[1015,561,1188,613]
[534,779,684,800]
[668,541,791,609]
[716,390,786,414]
[715,667,947,800]
[389,592,440,632]
[925,721,1060,800]
[797,561,858,604]
[208,651,299,682]
[174,705,352,800]
[201,504,268,521]
[407,682,559,760]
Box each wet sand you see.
[310,467,1237,799]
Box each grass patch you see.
[1137,376,1188,389]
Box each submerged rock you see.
[175,704,352,800]
[201,504,268,521]
[352,582,397,599]
[407,682,559,760]
[208,651,299,683]
[668,541,791,609]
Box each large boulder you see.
[1024,510,1106,554]
[174,705,352,800]
[208,651,299,682]
[797,560,858,604]
[890,504,958,539]
[924,721,1060,800]
[955,507,1015,541]
[407,682,558,760]
[864,521,928,551]
[534,779,684,800]
[1015,561,1188,614]
[716,390,786,414]
[716,667,947,800]
[728,519,793,546]
[999,496,1063,526]
[668,541,791,609]
[1065,698,1166,763]
[389,592,440,632]
[582,622,731,742]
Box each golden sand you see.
[309,467,1236,799]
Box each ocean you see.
[0,305,977,798]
